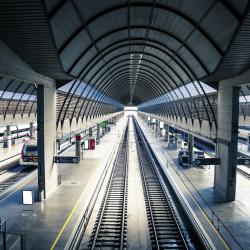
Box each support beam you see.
[96,123,100,144]
[0,40,53,88]
[247,133,250,152]
[3,125,11,148]
[30,122,34,139]
[188,134,194,164]
[89,127,93,137]
[164,123,169,142]
[75,133,81,160]
[215,82,239,201]
[37,83,57,200]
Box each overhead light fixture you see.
[129,53,142,105]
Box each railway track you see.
[0,167,35,193]
[133,119,189,249]
[0,154,20,175]
[0,160,19,175]
[88,125,128,249]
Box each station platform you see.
[0,117,126,250]
[137,116,250,249]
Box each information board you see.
[237,158,250,166]
[194,158,220,165]
[54,156,79,164]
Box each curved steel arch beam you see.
[94,80,162,118]
[68,25,210,77]
[88,75,163,119]
[75,47,190,121]
[80,38,205,122]
[90,76,164,119]
[29,96,37,117]
[85,66,183,121]
[0,79,16,100]
[69,41,205,123]
[84,67,177,120]
[74,58,178,121]
[79,52,191,121]
[21,85,37,117]
[4,81,25,119]
[90,70,181,120]
[55,3,223,57]
[58,31,205,126]
[13,84,33,118]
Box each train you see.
[0,123,37,143]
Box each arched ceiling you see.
[45,0,249,105]
[0,0,250,107]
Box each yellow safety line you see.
[187,187,230,250]
[50,127,121,249]
[50,194,82,250]
[50,163,100,250]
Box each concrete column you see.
[215,83,239,201]
[164,124,169,142]
[96,123,100,144]
[147,116,150,126]
[247,133,250,151]
[188,134,194,164]
[155,120,159,136]
[89,127,93,137]
[30,122,34,139]
[3,125,11,148]
[37,84,57,200]
[75,133,81,159]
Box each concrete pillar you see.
[188,134,194,164]
[89,127,93,137]
[30,122,34,139]
[215,83,239,201]
[147,116,150,126]
[75,133,81,159]
[37,84,57,200]
[247,133,250,151]
[164,124,169,142]
[3,125,11,148]
[96,124,100,144]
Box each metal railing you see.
[0,217,25,250]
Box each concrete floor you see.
[138,116,250,250]
[126,117,151,250]
[0,117,126,250]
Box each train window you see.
[182,156,189,163]
[25,145,37,152]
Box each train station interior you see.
[1,0,250,249]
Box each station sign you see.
[237,158,250,166]
[194,157,220,165]
[194,157,250,166]
[54,156,79,164]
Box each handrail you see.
[141,120,243,250]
